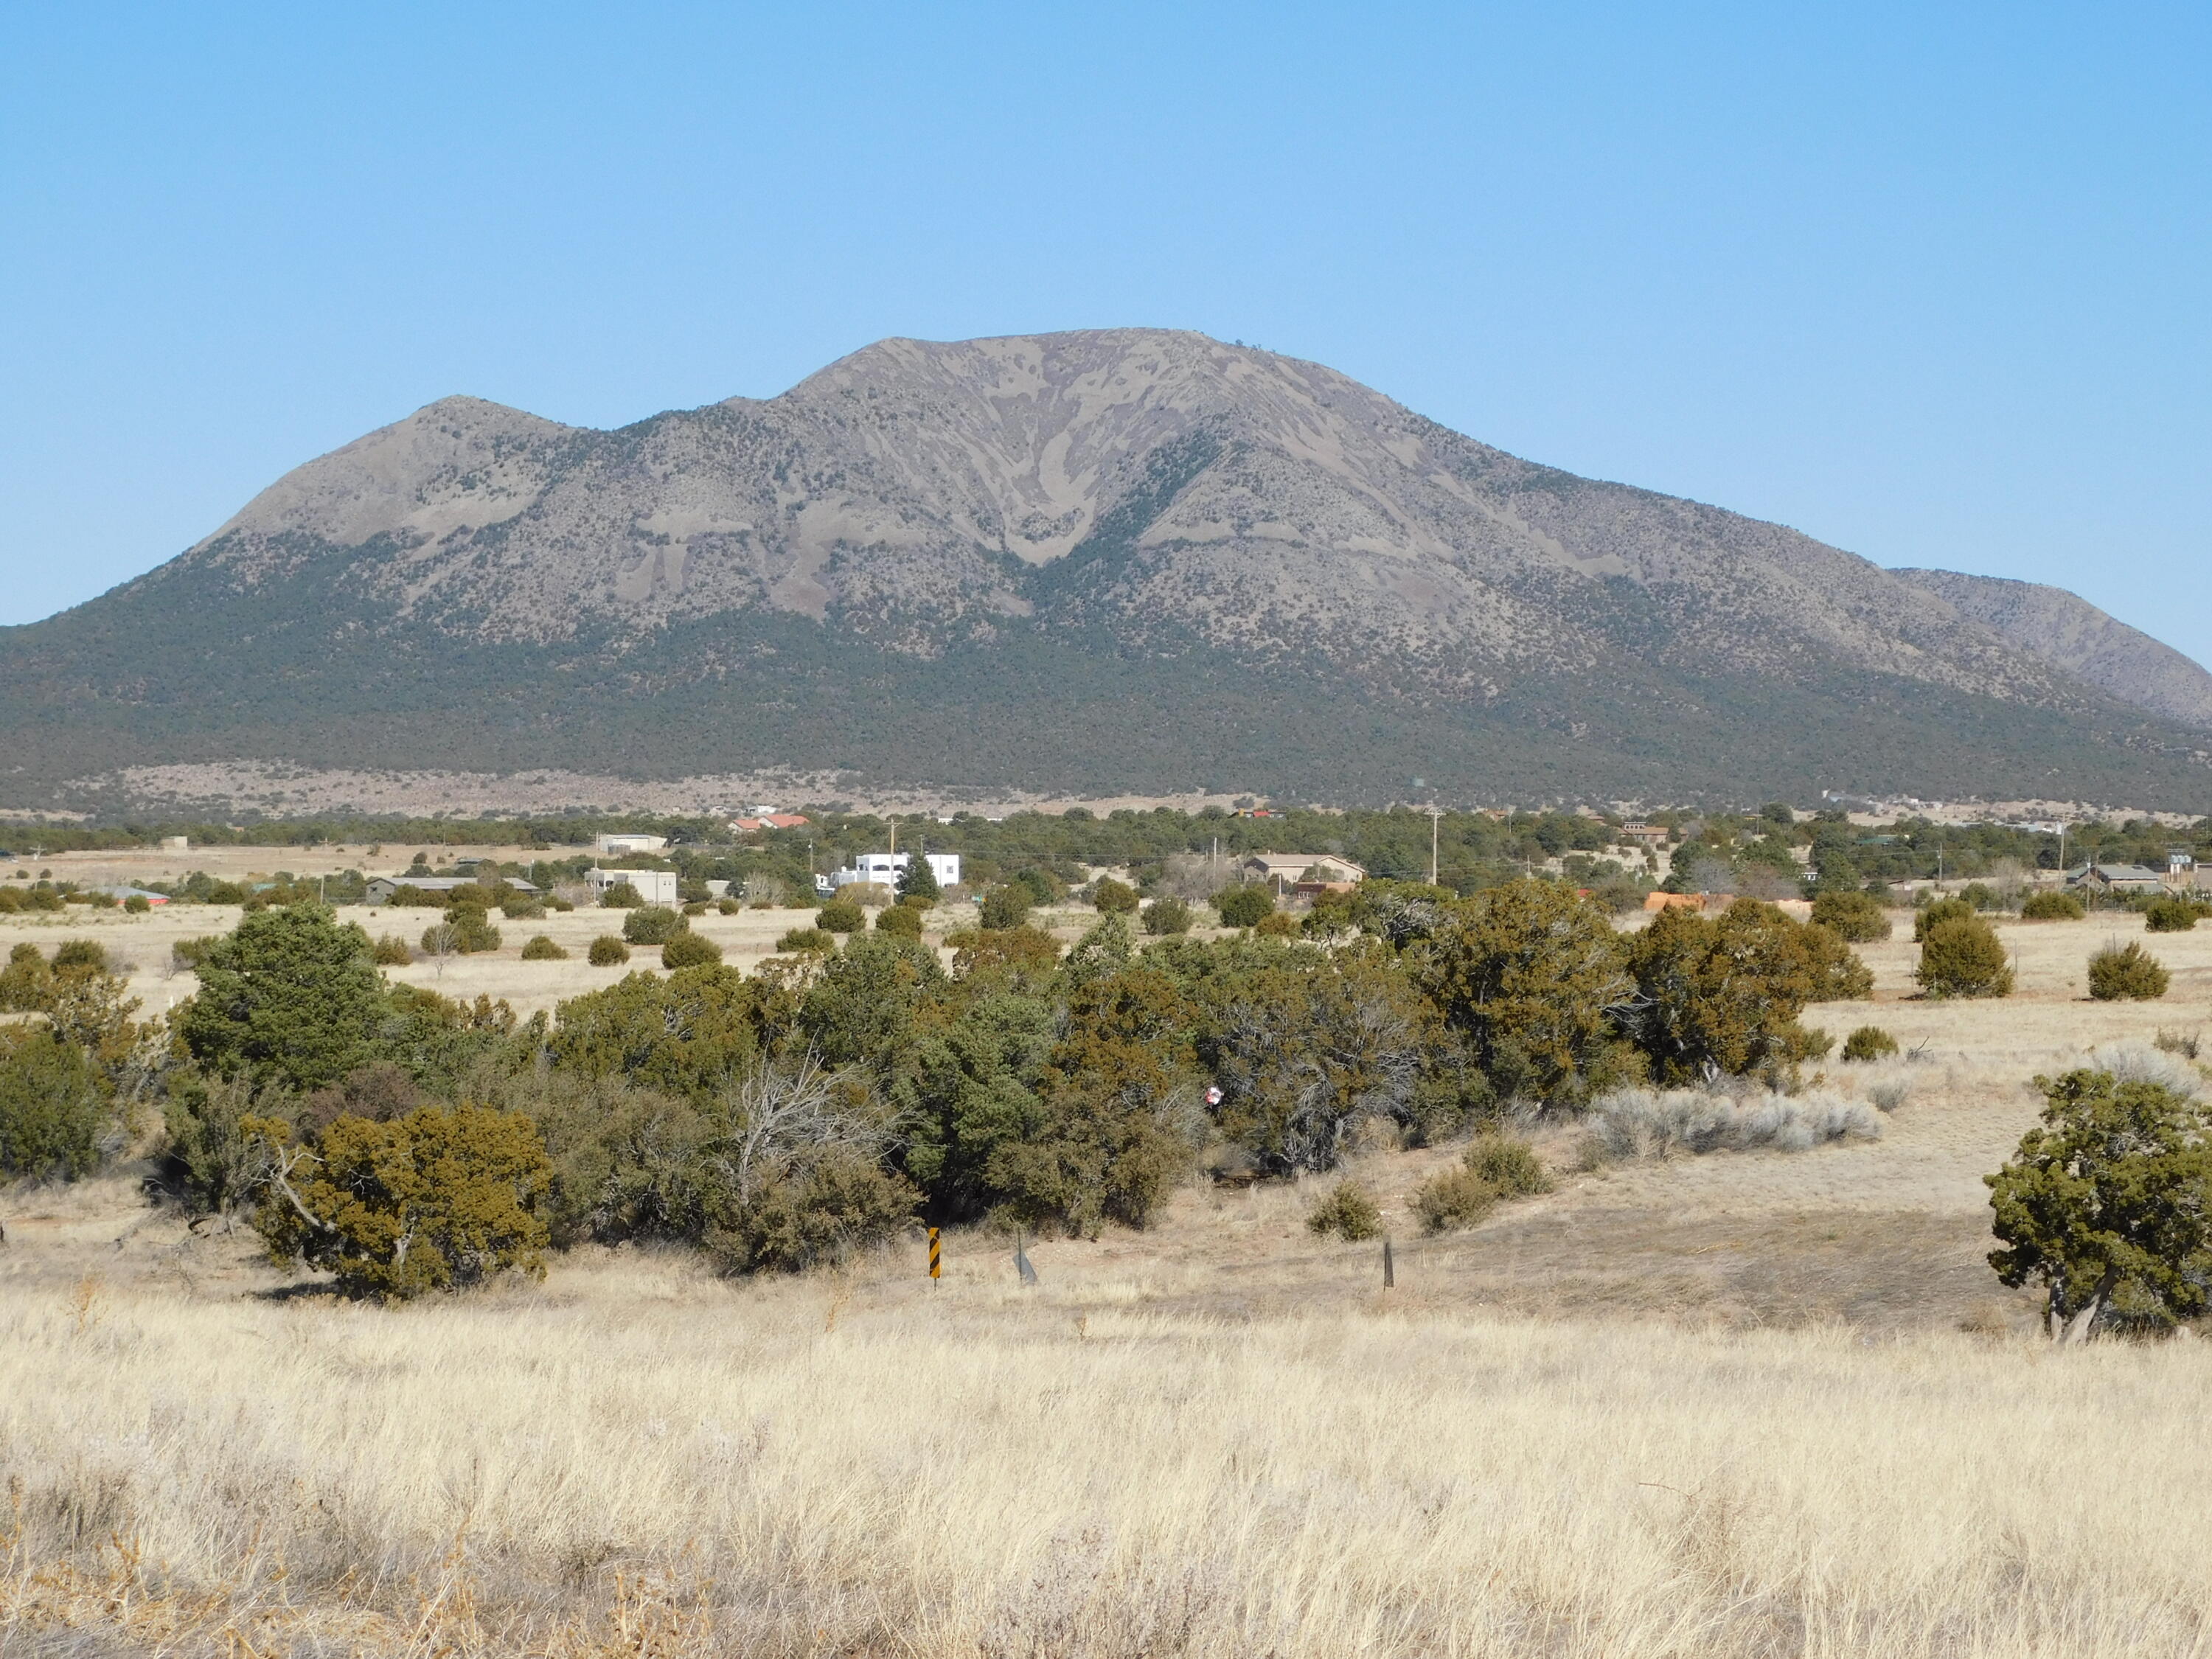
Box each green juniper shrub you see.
[717,898,742,915]
[1986,1066,2212,1338]
[445,907,501,953]
[520,935,568,961]
[682,901,709,917]
[874,903,923,938]
[979,885,1032,931]
[1305,1178,1382,1241]
[776,927,835,954]
[1090,877,1139,916]
[1809,890,1891,943]
[1913,897,1978,942]
[599,882,644,908]
[1140,896,1192,936]
[1958,882,2003,913]
[171,936,218,972]
[1464,1132,1553,1196]
[178,905,385,1093]
[0,1028,108,1180]
[1414,880,1635,1107]
[52,939,109,975]
[125,895,151,914]
[1841,1025,1900,1062]
[1411,1165,1498,1234]
[1013,868,1063,907]
[1212,886,1274,929]
[2087,941,2168,1001]
[2021,891,2087,922]
[372,933,414,965]
[622,906,685,947]
[896,856,942,905]
[248,1103,553,1301]
[588,935,632,967]
[817,899,865,935]
[1916,915,2014,998]
[1253,911,1301,939]
[0,942,52,1012]
[1618,900,1832,1086]
[2143,896,2197,933]
[661,931,723,970]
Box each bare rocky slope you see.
[4,329,2209,808]
[1891,567,2212,732]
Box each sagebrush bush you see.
[1810,891,1891,942]
[1587,1087,1882,1159]
[1305,1179,1382,1241]
[2143,896,2198,933]
[622,906,685,946]
[1916,917,2012,998]
[520,935,567,961]
[818,899,864,934]
[587,935,631,967]
[1841,1025,1899,1062]
[2021,891,2086,922]
[1464,1133,1553,1196]
[1411,1166,1498,1234]
[1254,911,1301,938]
[372,933,414,966]
[2088,941,2169,1001]
[661,932,723,970]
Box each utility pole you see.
[1429,804,1441,887]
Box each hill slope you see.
[1892,567,2212,732]
[4,330,2209,807]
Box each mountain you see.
[4,328,2210,810]
[1891,568,2212,733]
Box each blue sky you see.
[4,4,2207,660]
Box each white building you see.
[821,851,960,894]
[585,866,680,904]
[595,833,669,857]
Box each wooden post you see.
[1382,1238,1394,1289]
[928,1227,941,1282]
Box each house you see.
[365,874,540,905]
[585,867,679,905]
[159,835,189,852]
[730,813,811,832]
[594,833,668,857]
[824,851,961,894]
[1619,823,1669,846]
[2066,861,2166,897]
[94,884,169,905]
[1239,853,1366,892]
[1643,891,1703,912]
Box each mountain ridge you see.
[7,328,2209,810]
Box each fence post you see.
[1383,1238,1394,1289]
[928,1227,941,1283]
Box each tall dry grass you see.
[5,1251,2212,1658]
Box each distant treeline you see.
[6,803,2208,897]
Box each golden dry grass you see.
[7,1239,2212,1659]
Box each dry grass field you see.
[5,900,2212,1655]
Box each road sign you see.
[928,1227,941,1280]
